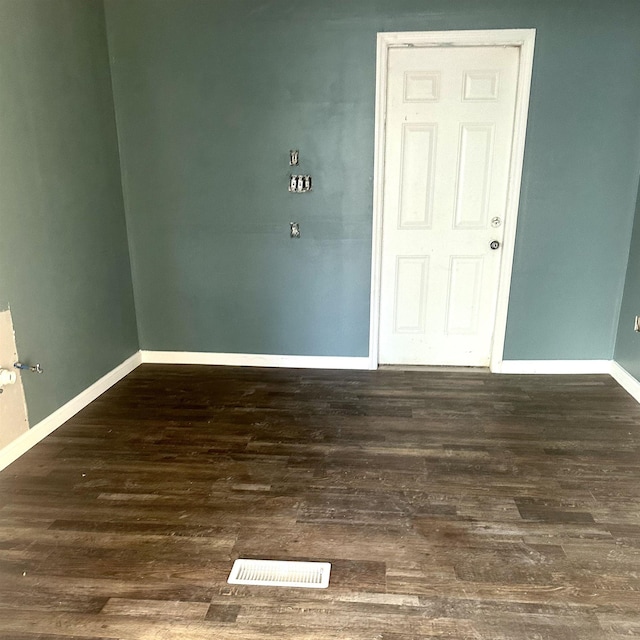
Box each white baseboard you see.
[141,350,374,370]
[0,351,142,473]
[610,361,640,404]
[493,360,612,374]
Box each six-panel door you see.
[379,45,519,366]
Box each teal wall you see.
[104,0,640,360]
[1,0,638,431]
[0,0,138,424]
[503,4,640,360]
[615,180,640,378]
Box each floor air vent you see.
[228,559,331,589]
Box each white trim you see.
[488,30,536,368]
[369,29,536,370]
[141,350,374,370]
[610,361,640,404]
[494,360,611,375]
[0,352,142,473]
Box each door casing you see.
[369,29,536,372]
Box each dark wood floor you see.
[1,365,640,639]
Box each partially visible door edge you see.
[368,29,536,372]
[0,308,29,449]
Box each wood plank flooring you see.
[1,364,640,639]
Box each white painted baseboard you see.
[141,350,374,370]
[0,351,142,472]
[610,361,640,404]
[493,360,612,374]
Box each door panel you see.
[379,45,519,366]
[445,256,484,335]
[394,256,430,333]
[398,124,436,229]
[454,124,494,229]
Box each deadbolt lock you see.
[491,217,502,228]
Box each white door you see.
[378,45,520,366]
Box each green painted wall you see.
[0,0,138,425]
[104,0,640,360]
[1,0,637,432]
[614,180,640,378]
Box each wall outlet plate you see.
[634,316,640,332]
[290,222,300,238]
[289,175,312,193]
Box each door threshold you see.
[378,364,490,374]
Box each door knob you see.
[490,240,500,250]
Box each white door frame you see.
[368,29,536,372]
